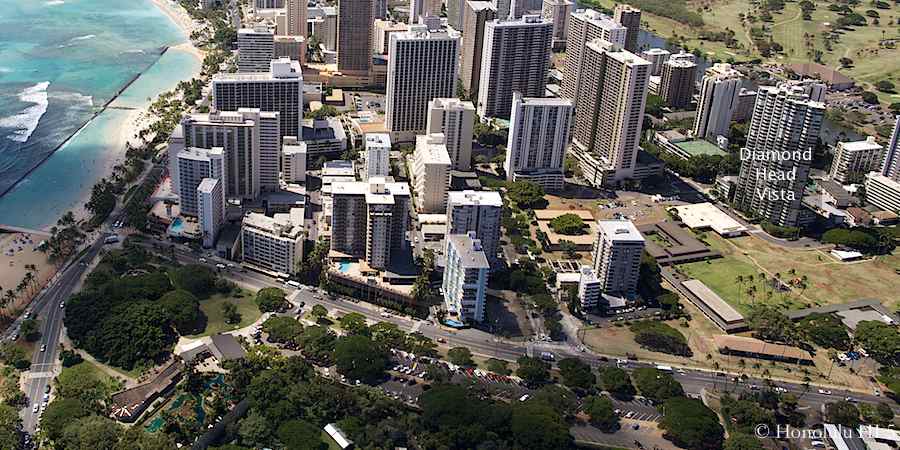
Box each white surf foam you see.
[45,0,65,5]
[0,81,51,143]
[71,34,96,42]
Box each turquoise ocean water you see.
[0,0,200,229]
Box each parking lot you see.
[608,396,663,422]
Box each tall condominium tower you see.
[640,48,670,76]
[237,26,275,73]
[198,178,225,248]
[285,0,307,37]
[331,179,410,269]
[426,98,476,171]
[443,232,490,323]
[592,220,645,298]
[446,190,503,268]
[504,92,574,190]
[571,40,651,187]
[561,9,626,100]
[494,0,512,19]
[460,1,497,99]
[447,0,467,29]
[337,0,373,75]
[212,58,303,138]
[882,116,900,181]
[693,63,743,140]
[733,83,825,227]
[613,4,641,53]
[541,0,574,50]
[182,110,281,199]
[412,133,452,213]
[659,52,697,109]
[177,147,224,217]
[477,15,552,119]
[385,25,460,139]
[830,137,884,184]
[281,137,307,184]
[409,0,443,23]
[365,133,392,179]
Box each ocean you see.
[0,0,199,229]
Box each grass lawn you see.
[189,290,261,337]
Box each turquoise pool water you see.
[168,217,185,235]
[339,261,351,273]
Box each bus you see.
[284,280,301,289]
[655,365,673,374]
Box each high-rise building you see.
[311,6,338,51]
[182,110,281,199]
[613,4,641,53]
[541,0,573,50]
[693,63,743,140]
[733,83,825,228]
[256,0,284,8]
[830,137,884,184]
[331,179,410,269]
[373,20,408,55]
[241,208,305,276]
[577,265,602,310]
[167,126,185,194]
[640,48,670,76]
[732,88,757,123]
[446,190,503,267]
[592,220,644,298]
[571,40,651,187]
[282,136,307,184]
[374,0,388,19]
[864,172,900,213]
[659,52,697,108]
[337,0,373,75]
[274,35,306,65]
[460,1,497,99]
[177,147,225,217]
[494,0,512,19]
[477,15,552,119]
[285,0,307,37]
[212,58,303,138]
[561,9,626,100]
[447,0,467,30]
[881,116,900,181]
[426,98,476,171]
[198,178,225,248]
[412,133,452,213]
[385,25,460,139]
[504,92,573,190]
[237,26,276,73]
[365,133,392,179]
[443,232,490,323]
[409,0,443,23]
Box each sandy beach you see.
[0,233,56,319]
[149,0,205,42]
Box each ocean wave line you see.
[0,81,51,143]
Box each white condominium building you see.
[592,220,645,297]
[198,178,225,249]
[177,147,225,217]
[640,48,670,76]
[562,9,626,100]
[412,133,452,213]
[426,98,476,171]
[241,208,305,276]
[541,0,574,50]
[478,15,552,119]
[446,190,502,268]
[212,58,303,138]
[577,265,602,310]
[881,116,900,181]
[443,232,490,323]
[571,40,651,187]
[830,137,884,184]
[385,25,460,140]
[237,26,275,73]
[330,179,411,269]
[693,63,743,140]
[865,172,900,213]
[365,133,392,179]
[281,136,307,184]
[504,92,573,190]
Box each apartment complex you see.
[285,0,307,37]
[198,178,225,248]
[412,133,452,213]
[561,9,626,100]
[570,40,651,187]
[659,52,697,108]
[337,0,373,75]
[241,208,306,276]
[177,147,225,217]
[881,116,900,181]
[592,220,645,298]
[577,266,602,310]
[385,25,460,140]
[640,48,670,76]
[330,179,411,270]
[541,0,574,50]
[504,92,574,190]
[426,98,476,171]
[237,26,275,73]
[460,1,497,99]
[734,83,825,227]
[693,63,743,140]
[477,15,552,119]
[365,133,392,179]
[830,137,884,184]
[613,4,641,53]
[281,136,307,184]
[212,58,303,138]
[446,190,502,268]
[865,172,900,213]
[443,232,490,323]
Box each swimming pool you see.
[168,217,185,236]
[338,261,351,273]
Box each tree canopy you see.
[583,395,619,432]
[549,214,586,235]
[334,335,389,384]
[597,366,636,399]
[632,368,684,404]
[557,357,595,391]
[515,356,551,387]
[255,287,290,313]
[506,181,545,209]
[854,321,900,366]
[630,321,692,356]
[660,397,724,450]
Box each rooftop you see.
[671,203,747,236]
[839,137,882,152]
[674,139,727,157]
[681,279,744,323]
[448,190,503,207]
[197,178,219,194]
[447,234,490,269]
[713,335,812,361]
[597,220,645,243]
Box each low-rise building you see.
[830,137,884,184]
[241,208,305,276]
[865,172,900,214]
[301,117,348,158]
[281,136,307,184]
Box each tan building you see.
[541,0,574,50]
[459,1,497,99]
[330,179,410,270]
[285,0,307,37]
[659,52,697,109]
[561,9,626,101]
[241,208,305,276]
[412,133,452,213]
[426,98,476,171]
[830,137,884,184]
[613,4,641,53]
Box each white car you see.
[818,389,832,395]
[32,404,38,413]
[40,344,46,352]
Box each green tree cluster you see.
[630,321,692,356]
